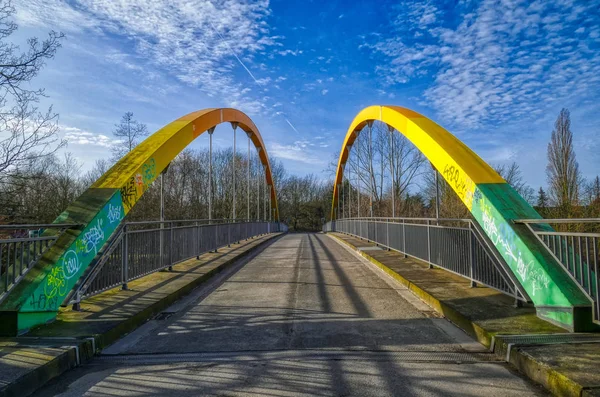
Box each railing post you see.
[214,222,218,253]
[402,219,407,258]
[196,221,200,260]
[232,122,238,221]
[434,166,440,225]
[72,291,81,311]
[387,218,390,250]
[427,220,433,268]
[208,127,214,223]
[389,124,395,218]
[169,221,173,271]
[469,222,475,287]
[247,132,251,222]
[122,225,129,290]
[256,148,261,221]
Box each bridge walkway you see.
[32,233,544,396]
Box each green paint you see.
[470,183,591,329]
[0,189,125,335]
[21,192,124,313]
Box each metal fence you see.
[324,218,529,303]
[515,219,599,324]
[68,220,286,307]
[0,224,81,298]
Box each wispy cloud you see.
[366,0,600,128]
[15,0,280,116]
[270,140,326,165]
[63,126,119,148]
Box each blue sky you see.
[11,0,600,189]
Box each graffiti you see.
[516,253,550,296]
[120,158,157,212]
[44,265,67,299]
[107,203,122,224]
[83,218,105,255]
[142,158,156,185]
[28,196,125,312]
[62,250,81,280]
[28,294,58,310]
[479,197,550,296]
[121,176,137,211]
[442,163,475,209]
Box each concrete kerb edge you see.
[4,232,284,397]
[0,347,78,397]
[325,232,587,397]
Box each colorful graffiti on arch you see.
[120,157,157,212]
[331,105,592,330]
[23,192,124,312]
[0,108,280,335]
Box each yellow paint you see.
[331,105,506,218]
[93,108,279,220]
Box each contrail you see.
[284,118,300,134]
[207,13,301,135]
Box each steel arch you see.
[331,105,592,331]
[1,108,279,333]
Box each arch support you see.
[331,105,593,331]
[0,108,280,335]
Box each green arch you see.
[0,108,280,335]
[331,105,592,331]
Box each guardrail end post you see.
[122,225,129,290]
[513,284,522,308]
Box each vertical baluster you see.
[585,237,591,294]
[1,244,5,293]
[578,236,584,288]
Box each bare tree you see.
[0,1,65,183]
[494,162,535,204]
[112,112,148,159]
[546,108,582,216]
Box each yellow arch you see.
[331,105,503,217]
[330,105,592,331]
[95,108,279,220]
[1,108,280,335]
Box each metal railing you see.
[515,219,599,324]
[324,217,529,303]
[68,219,286,308]
[0,224,81,299]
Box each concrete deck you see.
[329,232,600,397]
[32,233,546,397]
[0,233,280,397]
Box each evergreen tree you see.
[537,187,549,209]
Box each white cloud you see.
[62,126,120,148]
[321,89,329,95]
[270,141,325,164]
[14,0,280,116]
[367,0,600,128]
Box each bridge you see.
[0,106,599,396]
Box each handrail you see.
[334,217,472,222]
[67,220,285,308]
[514,219,600,224]
[325,217,529,303]
[0,223,83,230]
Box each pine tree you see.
[537,187,549,209]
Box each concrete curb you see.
[326,232,592,397]
[0,338,95,397]
[2,233,282,397]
